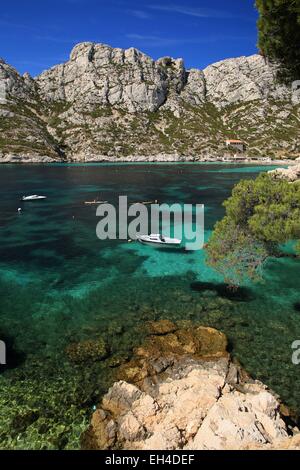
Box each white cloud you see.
[126,33,247,48]
[34,35,80,44]
[126,34,183,47]
[148,4,237,19]
[130,10,152,20]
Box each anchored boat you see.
[21,195,47,201]
[84,200,108,205]
[137,234,182,247]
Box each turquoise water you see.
[0,163,299,449]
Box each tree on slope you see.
[256,0,300,82]
[206,173,300,286]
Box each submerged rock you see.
[65,338,109,363]
[146,320,177,336]
[134,324,227,361]
[81,322,299,450]
[106,354,129,369]
[11,410,39,434]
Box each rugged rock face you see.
[203,55,290,107]
[269,163,300,182]
[81,321,300,451]
[0,59,65,159]
[37,43,183,113]
[0,59,34,102]
[1,42,300,162]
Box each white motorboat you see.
[21,195,47,201]
[137,234,182,247]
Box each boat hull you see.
[137,239,181,248]
[21,196,47,201]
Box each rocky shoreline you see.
[269,163,300,182]
[81,320,300,451]
[0,153,59,164]
[0,152,297,166]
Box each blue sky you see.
[1,0,258,76]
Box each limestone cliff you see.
[270,162,300,182]
[0,43,299,162]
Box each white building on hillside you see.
[225,139,246,152]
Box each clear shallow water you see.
[0,163,299,449]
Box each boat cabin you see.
[149,234,166,242]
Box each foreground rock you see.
[81,321,300,450]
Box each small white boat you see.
[137,234,182,247]
[21,195,47,201]
[84,200,108,205]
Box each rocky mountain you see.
[0,42,299,162]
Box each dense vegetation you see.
[256,0,300,82]
[206,174,300,285]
